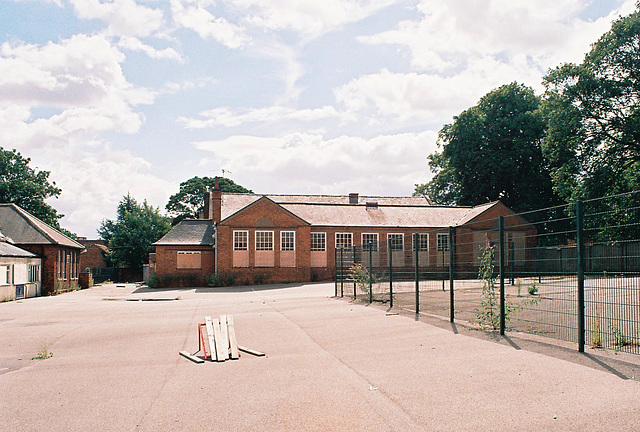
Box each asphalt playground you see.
[1,282,640,431]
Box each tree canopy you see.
[416,83,556,213]
[0,147,64,228]
[99,194,171,270]
[542,6,640,201]
[165,176,252,224]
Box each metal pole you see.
[353,245,357,299]
[388,238,393,308]
[340,248,344,297]
[449,226,455,323]
[334,247,338,297]
[414,233,420,314]
[368,243,373,304]
[499,216,506,336]
[577,200,585,352]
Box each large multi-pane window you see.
[437,233,449,251]
[280,231,295,251]
[310,233,326,251]
[335,233,353,249]
[255,231,274,251]
[362,233,378,251]
[388,233,404,251]
[233,231,248,250]
[416,233,429,251]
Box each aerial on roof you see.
[154,219,215,246]
[0,203,84,249]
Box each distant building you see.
[0,229,42,301]
[0,204,84,295]
[152,180,534,287]
[77,238,110,273]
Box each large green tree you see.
[542,5,640,201]
[416,82,557,213]
[165,176,252,224]
[99,194,171,270]
[0,147,64,228]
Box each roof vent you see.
[349,193,359,204]
[366,201,378,210]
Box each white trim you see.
[255,230,274,251]
[310,232,326,252]
[387,233,404,251]
[233,230,248,251]
[335,232,353,249]
[280,231,295,251]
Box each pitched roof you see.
[220,193,432,220]
[0,203,84,249]
[0,241,38,258]
[153,219,215,246]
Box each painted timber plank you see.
[219,314,229,360]
[204,316,216,361]
[226,315,239,359]
[179,351,204,364]
[213,318,226,362]
[238,346,265,357]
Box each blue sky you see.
[0,0,636,237]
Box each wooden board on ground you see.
[226,315,239,359]
[219,314,229,359]
[204,316,216,361]
[213,318,227,361]
[179,351,204,364]
[238,346,265,357]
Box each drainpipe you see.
[214,223,218,276]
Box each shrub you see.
[253,273,267,285]
[148,271,158,288]
[205,272,236,287]
[528,284,538,296]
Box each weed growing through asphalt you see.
[32,343,53,360]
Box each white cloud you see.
[231,0,399,41]
[178,105,350,128]
[170,0,249,49]
[193,130,437,195]
[70,0,165,38]
[117,36,184,61]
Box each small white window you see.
[280,231,295,251]
[437,233,449,251]
[416,233,429,251]
[335,233,353,249]
[233,231,248,251]
[388,233,404,251]
[255,231,274,251]
[310,233,326,251]
[362,233,379,251]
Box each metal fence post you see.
[388,238,393,308]
[499,216,506,335]
[340,248,344,297]
[576,200,585,352]
[449,226,455,323]
[368,243,373,304]
[414,232,420,314]
[353,245,357,299]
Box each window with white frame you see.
[0,265,10,285]
[437,233,449,251]
[335,233,353,249]
[362,233,378,251]
[233,231,248,250]
[29,265,40,283]
[280,231,295,251]
[388,233,404,251]
[310,233,326,251]
[416,233,429,251]
[255,231,274,251]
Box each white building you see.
[0,231,41,301]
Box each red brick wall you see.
[19,244,82,295]
[154,245,215,287]
[78,243,108,272]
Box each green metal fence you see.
[335,191,640,355]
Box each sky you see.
[0,0,637,237]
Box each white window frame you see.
[415,233,429,252]
[388,233,404,251]
[437,233,449,251]
[362,233,379,251]
[310,232,326,252]
[233,231,248,251]
[255,231,274,251]
[280,231,295,251]
[335,232,353,250]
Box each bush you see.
[205,272,236,287]
[528,284,538,296]
[148,271,158,288]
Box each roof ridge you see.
[6,203,83,248]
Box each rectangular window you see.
[62,251,66,279]
[255,231,274,251]
[362,233,378,251]
[416,233,429,251]
[437,233,449,251]
[2,265,10,285]
[280,231,295,251]
[388,233,404,251]
[233,231,248,251]
[335,233,353,249]
[177,251,202,269]
[29,265,40,283]
[310,233,326,252]
[58,250,62,279]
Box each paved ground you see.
[1,282,640,431]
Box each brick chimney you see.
[349,193,359,205]
[202,191,212,219]
[211,177,222,223]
